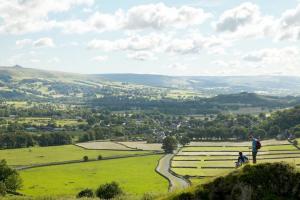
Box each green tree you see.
[83,156,89,162]
[179,136,190,146]
[0,160,22,195]
[162,136,178,153]
[95,182,122,199]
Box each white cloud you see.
[92,56,108,62]
[87,34,165,52]
[166,34,228,54]
[215,2,259,32]
[87,33,228,57]
[16,39,32,48]
[212,60,229,67]
[59,3,212,34]
[243,47,300,64]
[60,11,122,33]
[15,37,55,48]
[167,63,187,71]
[127,51,155,61]
[0,2,212,34]
[33,37,55,47]
[214,2,274,39]
[124,3,211,30]
[0,0,94,34]
[276,4,300,41]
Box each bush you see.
[83,156,89,162]
[76,188,94,198]
[175,192,194,200]
[97,155,103,160]
[95,182,122,199]
[293,140,298,146]
[141,193,155,200]
[0,182,6,197]
[0,159,22,194]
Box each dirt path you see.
[156,153,190,191]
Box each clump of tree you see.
[76,188,94,198]
[95,182,122,199]
[162,136,178,153]
[0,132,72,149]
[170,162,300,200]
[0,160,22,196]
[178,135,190,146]
[83,156,89,162]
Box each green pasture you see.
[0,145,149,166]
[182,146,250,152]
[182,144,297,152]
[19,155,168,197]
[172,142,300,183]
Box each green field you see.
[0,145,150,166]
[171,142,300,181]
[19,155,168,197]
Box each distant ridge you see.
[1,66,300,96]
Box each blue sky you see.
[0,0,299,75]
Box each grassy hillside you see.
[19,155,168,197]
[165,162,300,200]
[100,74,300,96]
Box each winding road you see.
[156,153,190,191]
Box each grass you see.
[172,141,300,184]
[118,141,163,151]
[182,146,250,152]
[0,145,150,166]
[19,155,168,197]
[76,142,135,150]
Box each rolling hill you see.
[99,74,300,96]
[1,66,300,108]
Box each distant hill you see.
[1,66,300,113]
[100,74,300,96]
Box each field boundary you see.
[74,143,142,151]
[114,141,143,151]
[186,144,291,148]
[168,149,192,186]
[16,152,163,171]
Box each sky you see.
[0,0,300,76]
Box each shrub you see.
[95,182,122,199]
[174,192,194,200]
[0,182,6,197]
[97,155,103,160]
[141,193,155,200]
[0,159,22,194]
[83,156,89,162]
[76,188,94,198]
[293,140,298,146]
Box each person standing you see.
[249,134,261,164]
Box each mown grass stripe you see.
[201,166,235,169]
[173,160,201,161]
[204,156,300,161]
[172,166,198,169]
